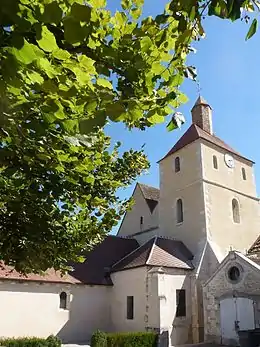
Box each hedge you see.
[0,335,61,347]
[91,331,158,347]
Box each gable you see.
[203,251,260,288]
[117,183,159,237]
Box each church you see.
[1,97,260,347]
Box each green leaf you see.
[41,2,63,24]
[27,71,44,84]
[37,58,57,78]
[63,17,87,44]
[97,78,113,89]
[62,119,79,133]
[140,36,152,53]
[36,26,59,53]
[78,55,96,74]
[88,0,106,8]
[178,93,189,104]
[166,119,177,132]
[11,39,37,65]
[246,18,258,40]
[147,110,164,124]
[53,49,71,61]
[121,0,131,10]
[208,0,227,18]
[71,3,91,21]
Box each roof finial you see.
[196,79,202,96]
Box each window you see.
[228,266,241,282]
[127,296,134,320]
[60,291,67,310]
[176,289,186,317]
[140,216,143,225]
[242,167,246,180]
[175,157,180,173]
[213,155,218,169]
[232,199,240,224]
[176,199,183,224]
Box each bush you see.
[91,330,107,347]
[106,332,158,347]
[0,335,62,347]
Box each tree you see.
[0,0,258,273]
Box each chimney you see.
[191,96,213,134]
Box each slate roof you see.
[138,183,160,201]
[247,235,260,255]
[0,236,139,285]
[158,124,253,163]
[69,236,139,285]
[111,236,194,272]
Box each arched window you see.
[213,155,218,169]
[242,167,246,180]
[175,157,180,173]
[60,291,67,309]
[176,199,183,224]
[232,199,240,224]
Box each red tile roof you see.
[158,124,253,163]
[111,236,194,272]
[0,262,80,284]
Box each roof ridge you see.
[110,239,148,269]
[146,236,157,265]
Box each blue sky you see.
[105,1,260,233]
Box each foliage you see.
[0,335,61,347]
[106,331,158,347]
[0,0,259,273]
[91,330,107,347]
[91,331,158,347]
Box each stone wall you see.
[203,252,260,343]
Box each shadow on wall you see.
[170,241,220,346]
[57,286,111,344]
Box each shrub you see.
[91,330,107,347]
[0,335,62,347]
[106,332,158,347]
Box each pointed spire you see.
[193,96,212,109]
[191,96,213,134]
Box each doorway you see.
[220,297,255,346]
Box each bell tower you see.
[191,96,213,134]
[158,97,259,267]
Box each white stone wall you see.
[110,267,147,332]
[159,141,207,257]
[157,269,192,346]
[117,185,158,237]
[0,280,111,343]
[203,252,260,343]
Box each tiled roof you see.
[0,262,80,284]
[111,236,194,272]
[247,235,260,255]
[0,236,139,286]
[138,183,160,201]
[158,124,253,163]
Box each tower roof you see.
[158,124,254,163]
[192,95,212,109]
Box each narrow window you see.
[232,199,240,224]
[175,157,180,173]
[213,155,218,169]
[127,296,134,320]
[140,216,143,225]
[60,291,67,310]
[242,167,246,180]
[176,289,186,317]
[176,199,183,224]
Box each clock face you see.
[224,153,235,168]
